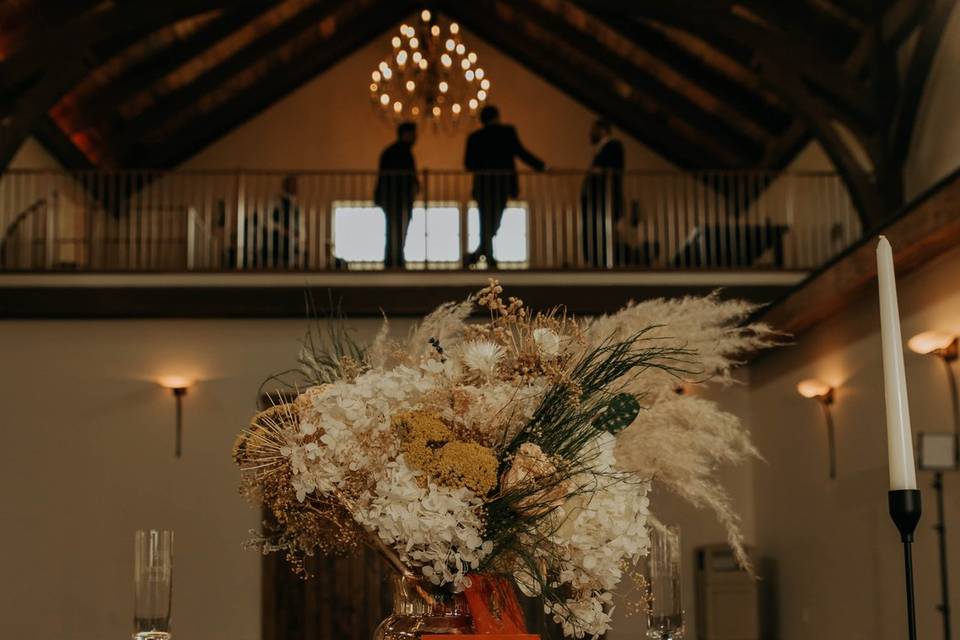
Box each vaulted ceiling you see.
[0,0,953,228]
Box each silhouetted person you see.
[241,174,300,268]
[375,122,419,268]
[581,118,624,268]
[270,175,300,268]
[464,105,544,269]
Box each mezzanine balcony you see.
[0,169,861,317]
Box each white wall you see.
[905,3,960,198]
[0,318,393,640]
[182,27,672,172]
[0,313,756,640]
[609,375,757,640]
[749,244,960,640]
[7,136,62,170]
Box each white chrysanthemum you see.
[533,327,561,357]
[461,340,504,378]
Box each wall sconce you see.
[797,378,837,479]
[158,376,192,458]
[908,331,959,438]
[908,331,958,640]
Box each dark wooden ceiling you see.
[0,0,954,229]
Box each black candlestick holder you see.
[889,489,923,640]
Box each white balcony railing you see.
[0,169,861,272]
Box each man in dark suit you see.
[374,122,419,268]
[580,118,625,268]
[464,105,545,269]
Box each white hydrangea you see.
[286,366,436,498]
[357,455,492,591]
[547,592,615,639]
[547,432,651,637]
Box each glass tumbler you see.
[133,529,173,640]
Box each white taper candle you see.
[876,235,917,490]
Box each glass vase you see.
[641,525,685,640]
[133,529,173,640]
[373,575,474,639]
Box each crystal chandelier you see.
[369,9,491,133]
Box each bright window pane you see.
[467,205,528,263]
[404,205,461,262]
[333,201,527,265]
[333,205,385,262]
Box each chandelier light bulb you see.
[370,14,488,133]
[476,68,485,80]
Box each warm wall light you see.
[158,377,192,458]
[797,379,837,479]
[907,331,958,359]
[796,378,834,402]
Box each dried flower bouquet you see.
[233,281,773,638]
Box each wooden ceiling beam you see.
[440,0,730,169]
[889,0,956,164]
[576,8,793,135]
[580,0,878,127]
[735,0,861,60]
[761,60,886,229]
[505,0,765,161]
[146,0,421,168]
[32,113,94,169]
[0,0,234,93]
[70,3,278,136]
[0,0,245,169]
[113,1,352,159]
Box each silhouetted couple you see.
[374,106,544,269]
